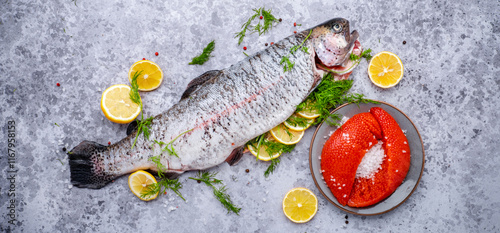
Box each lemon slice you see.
[283,187,318,223]
[270,124,304,145]
[128,60,164,91]
[283,114,315,131]
[128,170,158,201]
[296,100,321,119]
[368,51,404,88]
[247,143,281,161]
[101,84,141,124]
[247,134,282,161]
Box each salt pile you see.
[355,141,385,179]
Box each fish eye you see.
[333,23,342,32]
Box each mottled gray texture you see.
[0,0,499,232]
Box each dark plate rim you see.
[308,100,425,216]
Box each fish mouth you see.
[314,31,362,76]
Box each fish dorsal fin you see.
[181,70,221,100]
[225,146,245,166]
[126,120,138,136]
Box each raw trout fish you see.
[320,107,411,207]
[69,18,364,189]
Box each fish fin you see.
[225,146,245,166]
[181,70,221,100]
[68,141,115,189]
[126,120,138,136]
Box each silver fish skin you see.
[69,18,361,189]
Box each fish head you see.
[311,18,360,68]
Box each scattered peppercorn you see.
[294,22,297,27]
[243,46,247,50]
[345,215,348,219]
[279,18,282,22]
[56,83,60,87]
[155,52,159,56]
[260,16,263,20]
[62,147,67,152]
[265,43,268,46]
[345,220,349,224]
[403,40,407,45]
[245,169,250,173]
[197,180,201,183]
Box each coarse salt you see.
[355,141,385,179]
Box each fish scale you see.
[68,18,362,189]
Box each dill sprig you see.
[189,40,215,65]
[296,73,378,126]
[246,134,295,177]
[280,55,294,72]
[285,115,312,128]
[264,156,280,177]
[130,71,154,150]
[140,154,186,201]
[350,48,373,61]
[281,30,312,72]
[256,8,279,35]
[235,7,280,45]
[189,171,241,215]
[129,71,142,105]
[153,129,193,157]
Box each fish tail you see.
[68,140,116,189]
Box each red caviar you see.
[155,52,159,56]
[56,83,60,86]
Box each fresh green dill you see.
[280,55,294,72]
[57,158,64,165]
[54,123,60,127]
[235,7,280,45]
[350,48,373,61]
[129,71,142,105]
[154,129,193,157]
[189,40,215,65]
[243,52,249,57]
[141,154,186,201]
[189,171,241,215]
[13,88,16,93]
[246,134,295,177]
[281,30,312,72]
[285,115,312,128]
[141,178,186,201]
[257,8,279,35]
[264,156,280,177]
[290,30,312,55]
[130,71,154,150]
[296,73,378,126]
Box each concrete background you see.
[1,0,499,232]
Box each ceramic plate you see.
[309,101,424,215]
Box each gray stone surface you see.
[1,0,499,232]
